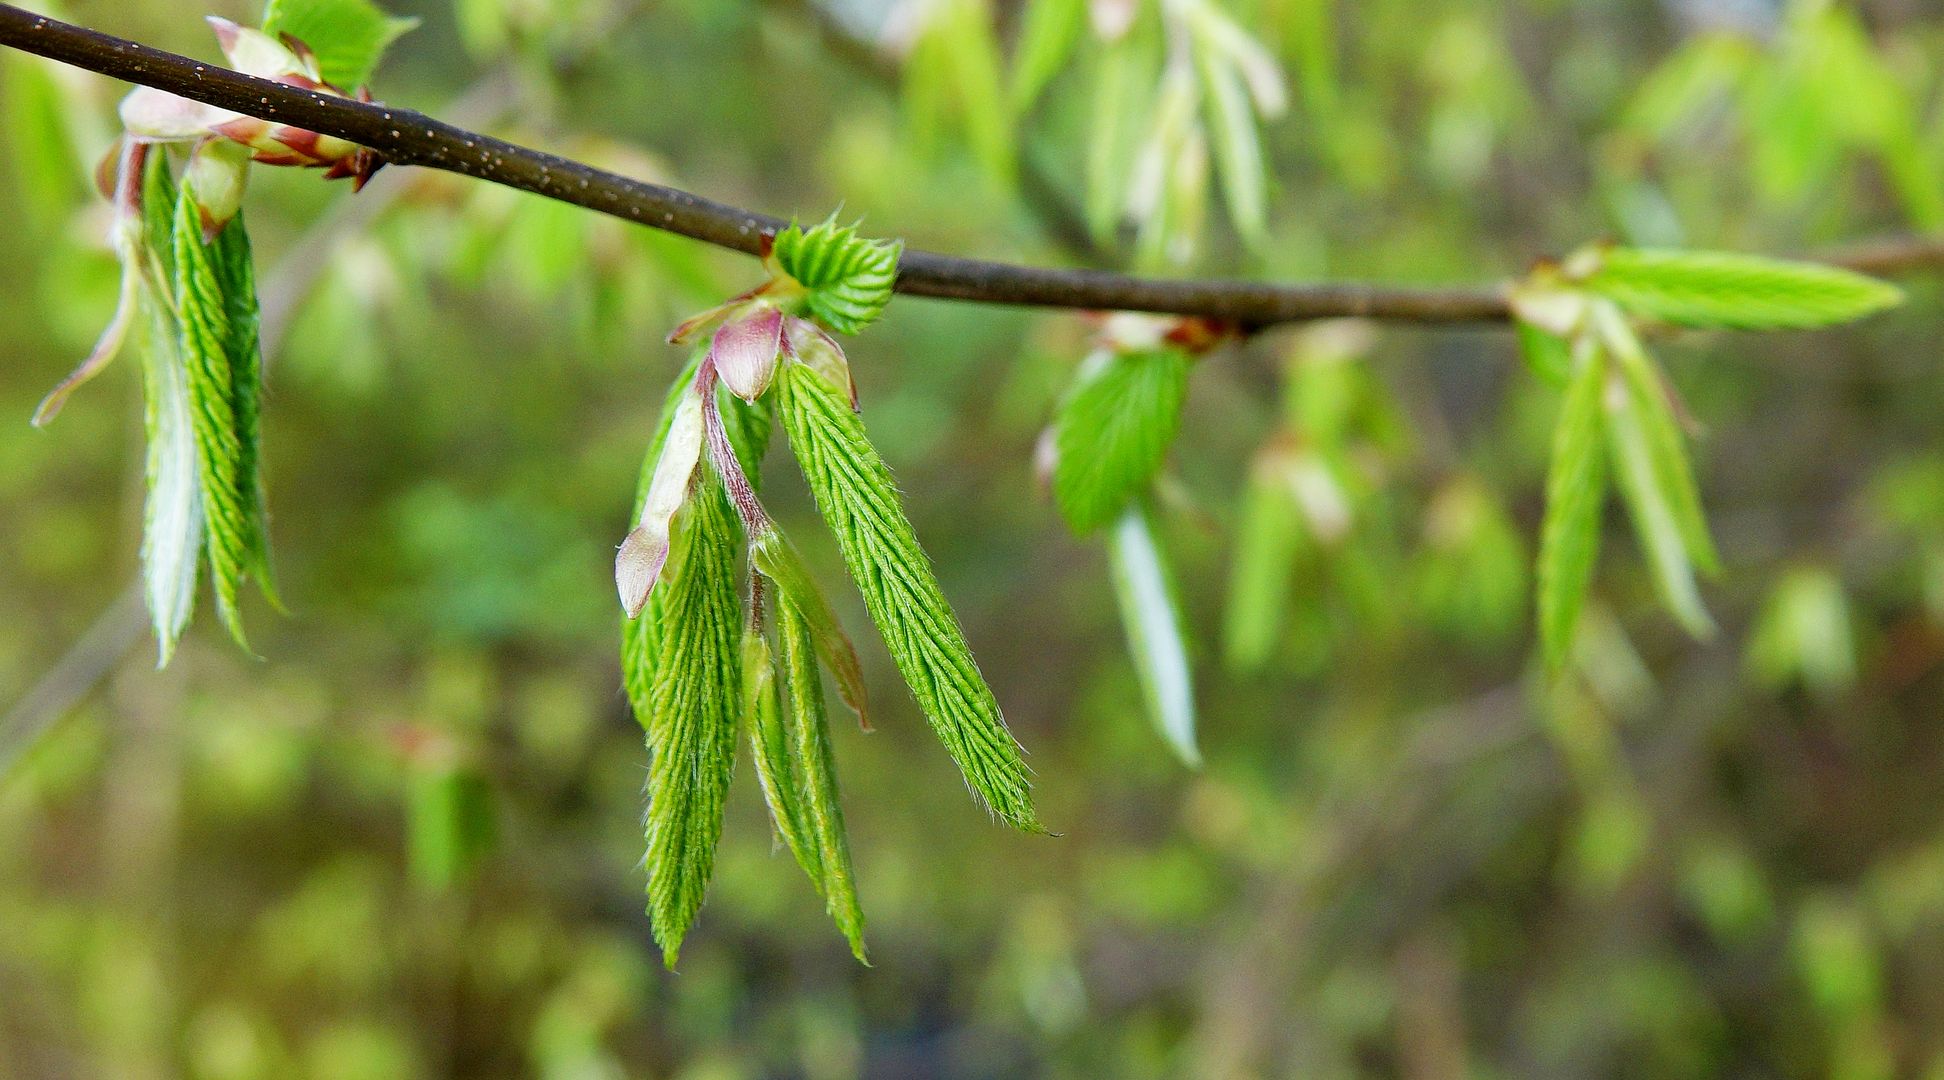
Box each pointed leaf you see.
[1107,504,1199,766]
[1009,0,1085,112]
[751,528,869,726]
[1606,369,1714,639]
[639,477,742,966]
[1538,337,1609,671]
[777,595,867,960]
[779,360,1040,831]
[1052,346,1191,533]
[1592,302,1717,573]
[1582,248,1903,329]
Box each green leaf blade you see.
[779,361,1039,832]
[770,220,901,336]
[1537,340,1610,671]
[1052,347,1191,534]
[171,185,264,649]
[778,597,867,961]
[1585,248,1903,330]
[261,0,418,87]
[639,479,743,967]
[1107,505,1199,766]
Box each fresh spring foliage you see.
[31,0,414,662]
[1517,247,1901,670]
[1043,315,1209,765]
[618,219,1035,963]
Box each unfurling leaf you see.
[1579,248,1902,330]
[260,0,419,88]
[1195,34,1270,246]
[779,359,1040,832]
[748,598,868,961]
[777,596,867,960]
[768,219,902,336]
[639,476,742,967]
[745,626,814,872]
[1107,504,1199,766]
[1051,346,1191,533]
[1538,337,1609,671]
[751,528,869,726]
[171,181,272,648]
[137,158,203,665]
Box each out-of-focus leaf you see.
[1606,363,1713,640]
[1106,504,1198,766]
[1746,567,1855,698]
[1223,450,1303,672]
[407,760,497,889]
[934,0,1017,186]
[1537,337,1609,671]
[1086,41,1146,241]
[1593,303,1717,574]
[1582,248,1902,330]
[2,59,81,227]
[1010,0,1086,112]
[1516,320,1573,388]
[261,0,419,87]
[1051,347,1191,533]
[1195,37,1269,246]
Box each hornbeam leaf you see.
[171,182,263,648]
[777,595,867,960]
[1592,302,1717,574]
[778,359,1040,832]
[769,220,902,336]
[639,477,742,967]
[745,626,817,878]
[1515,320,1573,389]
[621,355,705,721]
[1537,337,1610,671]
[1581,248,1902,329]
[210,206,280,607]
[1107,504,1199,766]
[1051,347,1191,533]
[261,0,419,87]
[1606,369,1715,639]
[751,528,869,726]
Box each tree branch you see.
[0,5,1940,327]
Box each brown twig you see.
[0,5,1940,329]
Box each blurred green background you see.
[5,0,1944,1076]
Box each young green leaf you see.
[639,477,742,967]
[769,220,902,336]
[1515,320,1573,389]
[1581,248,1902,330]
[777,595,867,960]
[260,0,419,87]
[211,205,279,604]
[937,0,1017,186]
[779,360,1040,832]
[171,182,266,648]
[1051,347,1191,533]
[1537,337,1610,671]
[1606,368,1715,639]
[745,625,816,876]
[1107,504,1199,766]
[751,529,869,726]
[621,355,706,720]
[1592,302,1717,574]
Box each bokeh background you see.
[4,0,1944,1076]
